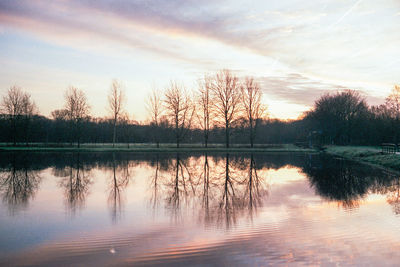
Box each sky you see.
[0,0,399,121]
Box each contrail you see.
[329,0,363,29]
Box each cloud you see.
[0,0,299,62]
[258,73,384,107]
[0,0,398,102]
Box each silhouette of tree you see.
[64,87,91,147]
[305,90,368,145]
[241,77,266,147]
[211,70,241,148]
[196,75,213,147]
[164,81,195,148]
[108,80,125,147]
[1,86,37,146]
[146,88,164,148]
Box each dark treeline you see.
[0,114,307,145]
[1,71,399,146]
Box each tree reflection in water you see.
[108,153,131,223]
[244,154,269,219]
[303,155,400,210]
[376,176,400,215]
[0,154,41,215]
[58,153,92,216]
[150,153,269,228]
[5,151,400,226]
[162,153,197,222]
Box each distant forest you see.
[1,70,400,147]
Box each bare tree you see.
[64,86,91,148]
[108,80,125,147]
[21,93,38,146]
[119,112,131,148]
[241,77,266,147]
[146,88,163,148]
[196,75,213,147]
[385,85,400,143]
[164,81,195,148]
[1,86,37,146]
[1,86,24,146]
[211,70,241,148]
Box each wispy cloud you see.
[328,0,363,29]
[0,0,397,119]
[258,73,384,107]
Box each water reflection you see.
[304,154,399,210]
[3,152,400,266]
[108,153,131,223]
[58,153,92,216]
[1,152,400,220]
[0,154,41,215]
[376,176,400,215]
[147,153,269,228]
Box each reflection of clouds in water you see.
[2,152,400,266]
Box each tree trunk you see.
[12,117,16,146]
[225,124,229,148]
[250,124,254,148]
[113,120,116,148]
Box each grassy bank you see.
[0,143,316,153]
[325,145,400,171]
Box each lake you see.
[1,152,400,266]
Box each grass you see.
[325,145,400,171]
[0,143,316,153]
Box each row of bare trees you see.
[147,69,266,148]
[1,70,265,147]
[50,80,127,147]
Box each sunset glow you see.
[1,0,399,120]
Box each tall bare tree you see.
[241,77,266,147]
[196,75,213,147]
[64,86,90,148]
[146,88,163,148]
[108,80,125,147]
[21,93,38,145]
[211,70,241,148]
[1,86,37,146]
[164,81,195,148]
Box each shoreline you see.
[3,144,400,172]
[325,145,400,173]
[0,144,316,153]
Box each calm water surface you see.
[1,152,400,266]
